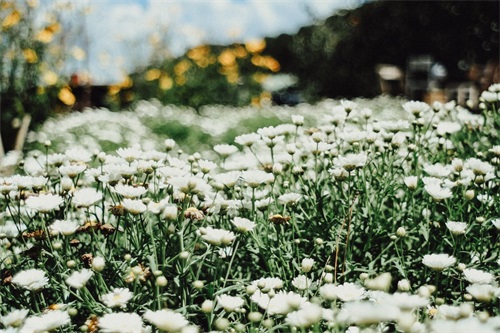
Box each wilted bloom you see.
[143,309,189,332]
[25,193,64,213]
[12,269,48,291]
[66,268,93,289]
[231,217,256,233]
[216,294,245,312]
[199,226,235,246]
[422,253,456,271]
[101,288,133,309]
[463,268,494,284]
[98,312,146,333]
[445,221,467,235]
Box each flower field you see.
[0,86,499,333]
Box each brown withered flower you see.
[269,214,291,225]
[184,207,205,221]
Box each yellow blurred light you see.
[27,0,39,8]
[108,85,121,96]
[159,74,173,90]
[174,60,191,76]
[119,76,133,89]
[175,75,186,86]
[36,29,54,43]
[187,45,211,61]
[145,68,162,81]
[37,86,45,94]
[42,70,59,86]
[218,49,236,66]
[23,49,38,63]
[245,39,266,53]
[2,10,21,30]
[263,56,280,72]
[71,47,86,61]
[252,72,268,83]
[58,86,76,106]
[226,73,239,84]
[232,45,248,58]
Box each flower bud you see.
[397,279,411,292]
[396,227,406,237]
[92,256,105,272]
[201,300,214,313]
[156,276,168,287]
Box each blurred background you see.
[1,0,498,153]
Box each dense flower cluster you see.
[0,86,499,332]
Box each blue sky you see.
[51,0,365,84]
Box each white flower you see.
[430,316,497,333]
[92,256,106,272]
[66,268,93,289]
[66,147,92,163]
[424,163,451,178]
[492,219,500,230]
[320,282,366,302]
[465,284,497,302]
[113,183,147,198]
[1,309,29,328]
[422,253,456,271]
[235,133,261,147]
[25,193,64,213]
[99,312,146,333]
[463,268,494,284]
[291,115,304,126]
[213,144,238,157]
[333,152,368,171]
[72,188,103,207]
[465,158,494,176]
[199,226,236,246]
[286,303,322,328]
[340,100,358,113]
[231,217,256,233]
[301,258,315,273]
[21,310,70,333]
[48,219,80,236]
[403,176,418,189]
[402,100,430,116]
[424,183,452,201]
[251,277,284,290]
[116,146,143,162]
[216,294,245,312]
[278,192,302,205]
[197,159,217,174]
[251,290,307,315]
[143,309,189,332]
[101,288,133,308]
[445,221,467,235]
[338,301,400,326]
[122,198,147,215]
[59,164,86,178]
[291,275,313,290]
[241,170,274,188]
[12,269,48,291]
